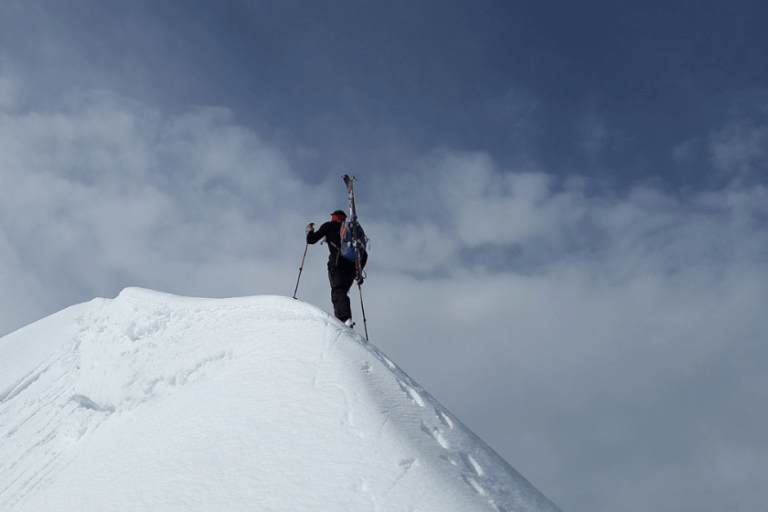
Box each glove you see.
[306,223,315,233]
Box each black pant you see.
[328,261,356,322]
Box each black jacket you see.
[307,220,345,268]
[307,220,367,269]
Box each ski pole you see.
[292,242,309,299]
[358,282,369,340]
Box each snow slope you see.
[0,288,562,512]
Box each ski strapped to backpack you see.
[342,174,368,285]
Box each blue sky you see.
[2,2,768,511]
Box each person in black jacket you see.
[306,210,364,326]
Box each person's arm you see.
[306,221,329,245]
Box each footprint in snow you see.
[381,355,396,369]
[435,407,454,429]
[397,379,425,407]
[71,395,115,413]
[460,451,484,477]
[420,421,450,450]
[463,475,488,497]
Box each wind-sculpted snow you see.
[0,288,561,512]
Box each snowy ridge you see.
[0,288,561,512]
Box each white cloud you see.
[422,150,584,248]
[0,91,328,333]
[710,122,768,177]
[456,172,553,244]
[707,94,768,180]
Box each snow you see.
[0,288,561,512]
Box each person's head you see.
[331,210,347,222]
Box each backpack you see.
[339,220,368,263]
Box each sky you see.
[1,1,768,511]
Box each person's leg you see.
[328,266,352,321]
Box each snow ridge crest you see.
[0,288,561,512]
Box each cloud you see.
[710,121,768,179]
[0,89,328,332]
[355,148,768,510]
[670,90,768,186]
